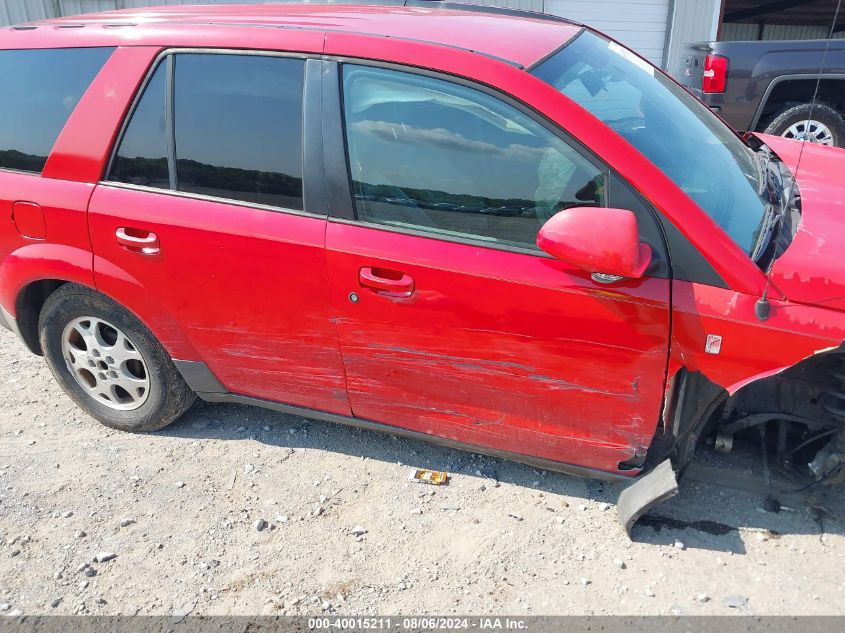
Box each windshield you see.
[532,31,767,255]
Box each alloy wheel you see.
[61,316,150,411]
[782,119,835,146]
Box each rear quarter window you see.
[0,47,114,174]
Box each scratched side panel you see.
[89,185,350,415]
[326,222,671,473]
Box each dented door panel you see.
[326,221,671,474]
[89,186,351,415]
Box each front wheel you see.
[39,284,196,432]
[764,103,845,148]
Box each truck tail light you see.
[702,54,728,93]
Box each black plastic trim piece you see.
[198,390,629,482]
[660,217,727,288]
[303,58,328,215]
[607,173,670,280]
[617,458,678,537]
[0,306,20,339]
[750,72,845,131]
[322,60,356,221]
[165,54,177,190]
[328,216,557,259]
[97,181,324,220]
[645,370,728,475]
[173,360,227,394]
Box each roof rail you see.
[402,0,582,27]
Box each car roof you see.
[26,3,583,68]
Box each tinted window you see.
[174,54,304,209]
[0,47,113,173]
[532,32,766,255]
[110,61,168,189]
[342,65,606,249]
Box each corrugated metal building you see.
[720,0,845,41]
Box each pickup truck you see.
[680,39,845,147]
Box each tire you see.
[764,103,845,148]
[38,284,196,432]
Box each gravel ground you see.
[0,327,843,616]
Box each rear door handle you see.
[116,227,160,255]
[358,266,415,297]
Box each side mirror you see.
[537,206,652,279]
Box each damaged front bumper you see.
[808,426,845,485]
[617,459,678,536]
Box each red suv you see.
[1,3,843,504]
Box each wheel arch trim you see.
[750,73,845,131]
[90,255,201,361]
[4,256,202,363]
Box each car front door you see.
[323,63,671,475]
[89,53,350,415]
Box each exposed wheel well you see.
[757,78,845,130]
[15,279,69,355]
[645,369,727,475]
[663,347,845,487]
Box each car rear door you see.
[89,53,350,415]
[322,61,671,475]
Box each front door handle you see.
[358,266,415,297]
[116,227,160,255]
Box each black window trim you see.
[98,47,723,288]
[326,56,728,287]
[102,47,320,219]
[0,46,116,178]
[0,165,43,179]
[524,26,586,72]
[324,56,675,267]
[164,54,177,190]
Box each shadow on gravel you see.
[160,400,844,553]
[627,444,845,553]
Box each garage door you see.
[544,0,671,66]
